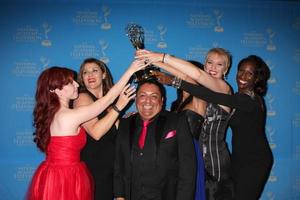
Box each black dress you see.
[180,81,273,200]
[181,110,206,200]
[80,91,117,200]
[201,103,234,200]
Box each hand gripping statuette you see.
[125,23,159,82]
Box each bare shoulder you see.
[224,81,233,95]
[210,77,230,94]
[51,109,80,135]
[73,93,94,107]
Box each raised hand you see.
[128,58,151,73]
[115,84,136,111]
[135,49,165,65]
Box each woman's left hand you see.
[135,49,164,64]
[115,84,136,111]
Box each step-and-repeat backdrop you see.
[0,0,299,199]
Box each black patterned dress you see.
[200,103,234,200]
[180,81,273,200]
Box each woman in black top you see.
[176,55,274,200]
[169,61,207,200]
[73,58,136,200]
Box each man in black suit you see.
[114,79,196,200]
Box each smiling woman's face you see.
[82,62,105,90]
[204,52,228,79]
[236,61,256,93]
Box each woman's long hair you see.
[33,67,74,152]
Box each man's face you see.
[136,83,163,121]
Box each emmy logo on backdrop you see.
[266,28,276,51]
[267,61,276,84]
[40,56,50,70]
[41,23,52,47]
[292,81,300,95]
[99,40,109,63]
[101,6,111,30]
[266,126,276,149]
[125,23,159,82]
[157,24,167,49]
[266,192,275,200]
[292,113,300,128]
[212,42,219,48]
[268,162,277,182]
[266,94,276,116]
[214,10,224,32]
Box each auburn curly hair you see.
[33,66,74,152]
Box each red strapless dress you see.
[27,128,94,200]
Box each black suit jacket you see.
[114,110,196,200]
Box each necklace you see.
[243,90,255,99]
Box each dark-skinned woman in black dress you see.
[170,55,273,200]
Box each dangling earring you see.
[223,73,227,80]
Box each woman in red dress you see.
[27,60,145,200]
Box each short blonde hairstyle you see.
[205,47,232,70]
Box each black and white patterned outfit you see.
[200,103,234,200]
[181,80,273,200]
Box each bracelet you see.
[112,104,121,114]
[171,76,182,89]
[162,53,166,63]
